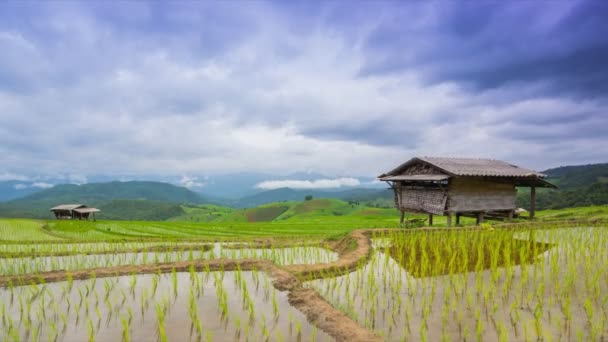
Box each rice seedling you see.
[307,224,608,341]
[0,268,329,341]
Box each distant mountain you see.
[21,181,205,203]
[515,163,608,210]
[0,181,205,219]
[176,198,399,223]
[227,187,391,208]
[543,163,608,189]
[0,181,50,201]
[187,172,382,199]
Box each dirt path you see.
[0,231,381,342]
[5,221,595,341]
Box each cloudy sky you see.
[1,1,607,182]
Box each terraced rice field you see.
[0,219,606,341]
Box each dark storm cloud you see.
[361,1,608,99]
[301,118,423,148]
[0,1,606,178]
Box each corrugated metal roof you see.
[378,174,449,181]
[72,208,100,213]
[418,157,546,177]
[383,157,546,178]
[50,204,85,211]
[379,157,557,188]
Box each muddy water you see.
[0,245,337,276]
[306,231,608,341]
[0,271,332,342]
[211,244,338,265]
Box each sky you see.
[1,1,607,185]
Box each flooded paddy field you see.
[306,227,608,341]
[1,244,337,276]
[0,270,330,342]
[1,221,606,342]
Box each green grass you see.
[0,219,63,241]
[534,205,608,220]
[168,204,235,222]
[2,205,606,242]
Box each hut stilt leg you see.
[400,210,405,224]
[530,186,536,221]
[446,212,452,227]
[476,212,485,225]
[428,214,433,226]
[455,214,461,226]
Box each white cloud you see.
[13,183,28,190]
[68,174,88,185]
[179,175,204,188]
[32,182,53,189]
[0,2,605,180]
[255,177,360,190]
[0,172,29,181]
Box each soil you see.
[0,230,381,342]
[5,222,595,342]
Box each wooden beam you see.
[428,214,433,226]
[455,213,461,225]
[530,186,536,220]
[446,212,452,227]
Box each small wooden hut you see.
[378,157,556,226]
[50,204,100,220]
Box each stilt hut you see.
[378,157,556,226]
[50,204,100,220]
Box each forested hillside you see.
[0,181,202,220]
[516,163,608,210]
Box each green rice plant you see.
[121,316,130,342]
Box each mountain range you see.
[0,163,606,220]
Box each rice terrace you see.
[2,1,608,342]
[1,203,607,341]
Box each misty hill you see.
[543,163,608,189]
[223,187,391,208]
[21,181,204,203]
[0,181,204,219]
[516,163,608,210]
[0,181,48,201]
[175,198,397,223]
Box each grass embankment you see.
[0,219,63,241]
[1,205,607,242]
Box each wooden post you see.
[530,186,536,221]
[400,210,405,224]
[455,213,461,225]
[476,212,485,225]
[446,212,452,227]
[507,210,514,222]
[428,214,433,226]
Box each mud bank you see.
[0,229,380,342]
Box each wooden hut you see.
[378,157,556,226]
[50,204,100,220]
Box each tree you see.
[304,195,313,201]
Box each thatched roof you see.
[379,157,556,188]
